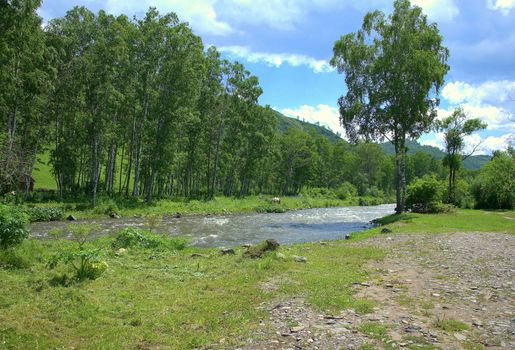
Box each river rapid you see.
[30,204,395,248]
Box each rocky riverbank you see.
[240,232,514,349]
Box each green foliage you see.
[331,0,449,213]
[407,176,449,213]
[25,206,64,222]
[0,205,29,249]
[47,223,106,281]
[434,318,468,332]
[254,205,286,213]
[335,182,358,200]
[111,228,187,251]
[472,152,514,209]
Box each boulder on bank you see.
[220,248,235,255]
[67,215,77,221]
[381,228,392,234]
[244,239,280,258]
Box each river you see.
[30,204,395,248]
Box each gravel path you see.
[238,232,514,350]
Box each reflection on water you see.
[30,204,395,248]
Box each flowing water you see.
[30,204,395,248]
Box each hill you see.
[274,110,342,143]
[274,111,489,170]
[379,140,489,170]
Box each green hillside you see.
[379,140,489,170]
[274,111,342,143]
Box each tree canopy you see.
[331,0,449,213]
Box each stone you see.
[270,197,281,204]
[454,333,466,341]
[172,212,182,219]
[115,248,127,256]
[190,253,208,258]
[220,248,235,255]
[293,255,307,263]
[244,239,280,258]
[110,212,121,219]
[381,228,392,234]
[290,326,305,333]
[276,252,287,260]
[361,282,371,287]
[345,233,351,240]
[67,215,77,221]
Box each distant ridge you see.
[273,110,489,170]
[379,140,490,170]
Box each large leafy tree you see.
[437,107,487,203]
[330,0,449,213]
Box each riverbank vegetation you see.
[1,209,513,349]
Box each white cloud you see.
[486,0,515,15]
[219,46,334,73]
[442,80,515,105]
[279,104,343,136]
[440,80,515,131]
[103,0,233,35]
[412,0,460,22]
[420,132,514,155]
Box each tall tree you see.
[330,0,449,213]
[437,107,487,203]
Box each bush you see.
[0,205,29,249]
[25,206,64,222]
[407,176,446,213]
[472,152,514,209]
[112,228,187,251]
[335,182,358,200]
[254,205,286,213]
[47,223,106,281]
[300,187,337,199]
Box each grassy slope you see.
[32,152,57,190]
[0,209,513,349]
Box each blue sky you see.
[39,0,515,154]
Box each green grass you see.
[1,209,512,348]
[32,152,57,190]
[365,209,515,236]
[0,233,384,349]
[434,318,469,332]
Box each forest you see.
[0,0,513,212]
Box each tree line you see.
[2,1,509,210]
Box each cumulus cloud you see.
[440,80,515,131]
[486,0,515,15]
[219,46,334,73]
[442,80,515,105]
[102,0,233,35]
[412,0,460,22]
[279,104,343,136]
[420,132,514,155]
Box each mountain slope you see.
[273,112,489,170]
[379,140,489,170]
[274,110,342,143]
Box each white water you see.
[30,204,395,247]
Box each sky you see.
[38,0,515,155]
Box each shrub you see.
[254,205,286,213]
[407,176,446,213]
[112,228,187,251]
[472,152,514,209]
[335,182,358,200]
[25,206,64,222]
[47,223,106,281]
[301,187,337,199]
[0,205,29,249]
